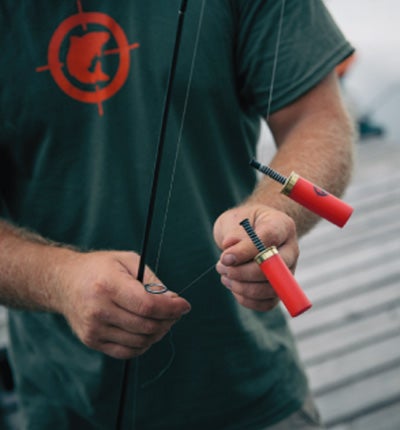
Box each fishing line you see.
[116,1,194,428]
[140,330,176,389]
[154,0,207,274]
[140,260,215,388]
[266,0,286,122]
[142,0,288,390]
[178,261,216,295]
[130,0,208,397]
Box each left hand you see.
[213,204,299,312]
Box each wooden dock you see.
[289,138,400,429]
[1,138,400,429]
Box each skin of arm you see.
[214,71,356,312]
[0,221,191,359]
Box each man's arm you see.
[0,220,73,311]
[250,71,355,235]
[0,220,191,358]
[214,71,355,311]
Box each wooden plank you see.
[290,281,400,338]
[299,213,400,265]
[298,198,400,251]
[315,364,400,427]
[296,304,400,365]
[329,400,400,430]
[296,238,400,292]
[300,176,400,248]
[301,258,400,305]
[307,333,400,393]
[350,146,400,177]
[296,141,400,429]
[344,172,400,202]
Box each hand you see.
[213,204,299,312]
[56,251,191,359]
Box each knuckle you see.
[102,343,152,360]
[81,327,98,349]
[224,267,233,278]
[142,319,158,335]
[83,305,107,325]
[233,292,245,306]
[93,307,111,322]
[108,346,136,360]
[136,346,151,356]
[135,335,151,349]
[283,212,296,230]
[122,251,139,261]
[137,299,155,317]
[266,226,280,245]
[293,245,300,261]
[153,329,170,344]
[168,306,184,319]
[114,351,132,360]
[92,280,113,298]
[247,287,263,300]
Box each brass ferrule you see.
[281,172,299,196]
[255,246,278,265]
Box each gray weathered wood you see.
[292,139,400,429]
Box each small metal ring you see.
[144,283,168,294]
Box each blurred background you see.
[328,0,400,141]
[1,0,400,428]
[287,1,400,429]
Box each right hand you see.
[55,250,191,359]
[213,203,299,312]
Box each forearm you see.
[0,220,77,312]
[247,74,355,236]
[0,220,192,359]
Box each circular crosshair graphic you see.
[46,11,137,107]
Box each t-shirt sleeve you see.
[235,0,354,116]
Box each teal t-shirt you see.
[0,1,353,429]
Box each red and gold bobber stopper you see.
[250,159,353,228]
[240,218,312,317]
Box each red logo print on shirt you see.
[36,0,139,116]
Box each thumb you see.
[219,231,258,267]
[213,211,251,251]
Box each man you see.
[0,1,354,429]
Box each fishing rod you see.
[116,1,189,428]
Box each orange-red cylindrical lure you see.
[240,218,312,318]
[250,159,353,228]
[282,173,353,228]
[256,247,312,317]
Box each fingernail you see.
[182,307,191,315]
[165,290,178,298]
[221,254,236,266]
[221,276,232,289]
[215,262,227,275]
